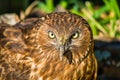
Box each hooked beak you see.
[58,37,68,60]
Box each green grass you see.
[36,0,120,38]
[74,0,120,38]
[37,0,54,13]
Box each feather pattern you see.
[0,12,97,80]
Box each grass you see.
[37,0,54,13]
[35,0,120,39]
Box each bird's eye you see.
[48,31,55,39]
[72,32,79,39]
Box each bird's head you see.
[33,12,93,63]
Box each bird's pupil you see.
[74,33,76,36]
[51,33,54,36]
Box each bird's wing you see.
[0,18,40,54]
[0,23,32,80]
[0,23,27,53]
[13,18,40,33]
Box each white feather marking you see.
[38,77,43,80]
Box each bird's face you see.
[35,12,92,62]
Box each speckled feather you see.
[0,12,97,80]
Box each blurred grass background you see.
[0,0,119,39]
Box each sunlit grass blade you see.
[110,0,120,19]
[82,9,108,35]
[46,0,54,12]
[109,19,116,37]
[89,22,98,36]
[85,1,94,14]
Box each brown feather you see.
[0,12,97,80]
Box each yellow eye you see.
[48,31,55,39]
[72,32,79,39]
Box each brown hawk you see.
[0,12,97,80]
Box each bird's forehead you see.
[42,12,82,28]
[43,17,81,32]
